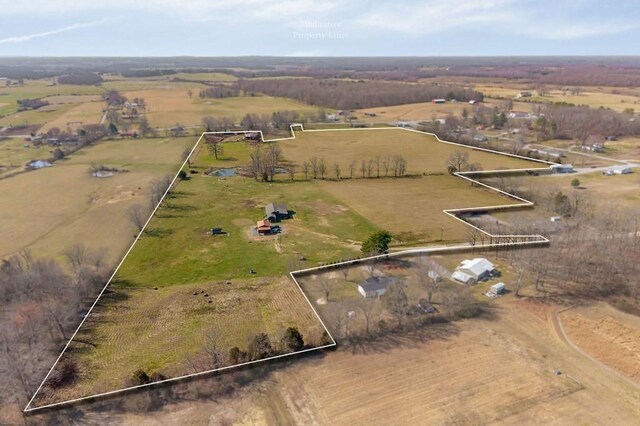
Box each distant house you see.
[469,100,478,105]
[119,130,139,138]
[357,276,400,298]
[326,114,338,121]
[452,258,496,285]
[582,135,605,153]
[244,131,261,140]
[550,164,574,174]
[265,202,290,222]
[603,165,633,176]
[432,98,446,104]
[28,160,52,169]
[256,219,273,235]
[473,134,488,143]
[516,91,532,98]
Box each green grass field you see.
[0,137,194,263]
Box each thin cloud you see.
[0,20,106,44]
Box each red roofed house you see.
[256,219,273,235]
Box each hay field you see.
[281,128,540,174]
[36,276,325,407]
[123,87,322,127]
[0,137,194,263]
[321,177,518,243]
[352,99,507,122]
[39,100,104,132]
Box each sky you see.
[0,0,639,56]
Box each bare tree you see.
[310,157,319,179]
[333,162,341,180]
[318,158,327,179]
[357,297,379,336]
[414,257,445,304]
[302,161,310,179]
[288,164,296,181]
[448,150,470,172]
[318,275,332,302]
[349,160,357,178]
[128,204,148,233]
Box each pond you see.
[211,168,237,177]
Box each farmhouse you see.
[265,202,290,222]
[452,258,496,285]
[357,276,399,298]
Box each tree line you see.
[235,78,484,110]
[300,155,408,180]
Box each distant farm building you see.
[432,98,446,104]
[469,100,478,105]
[516,91,532,98]
[550,164,574,174]
[357,276,400,298]
[603,165,633,176]
[452,258,496,285]
[28,160,52,169]
[0,77,8,86]
[119,130,139,138]
[265,202,290,222]
[244,131,261,140]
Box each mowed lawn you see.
[0,137,194,263]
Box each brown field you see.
[0,137,193,263]
[319,177,518,242]
[560,302,640,384]
[352,99,512,123]
[282,128,541,173]
[278,129,542,243]
[37,276,325,406]
[122,87,322,127]
[39,100,105,132]
[541,170,640,208]
[605,137,640,161]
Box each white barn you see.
[453,258,496,285]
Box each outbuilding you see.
[265,202,290,222]
[357,276,399,298]
[453,258,496,284]
[490,282,505,295]
[603,165,633,175]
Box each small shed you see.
[490,282,505,295]
[210,227,225,235]
[256,219,273,235]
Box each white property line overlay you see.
[25,124,553,412]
